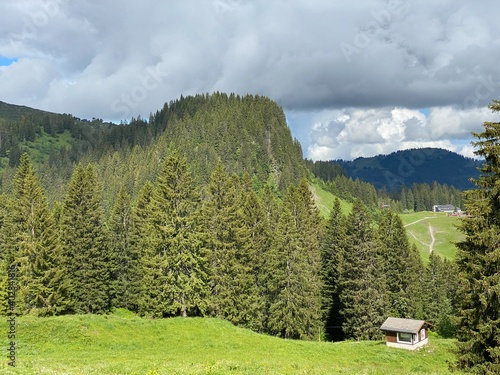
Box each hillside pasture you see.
[0,313,456,375]
[400,211,464,262]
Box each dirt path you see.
[403,216,437,227]
[428,224,435,254]
[407,230,430,249]
[405,217,437,254]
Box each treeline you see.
[306,160,464,212]
[396,182,463,212]
[0,152,457,341]
[0,152,322,339]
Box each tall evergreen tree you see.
[128,180,154,313]
[2,154,68,315]
[378,210,424,319]
[340,199,388,340]
[238,172,271,331]
[267,180,323,340]
[202,162,258,326]
[321,198,347,341]
[423,252,451,325]
[455,101,500,374]
[61,163,110,314]
[109,186,136,310]
[139,151,208,318]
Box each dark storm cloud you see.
[0,0,498,159]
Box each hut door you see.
[420,328,425,341]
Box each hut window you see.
[397,332,412,343]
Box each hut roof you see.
[380,317,428,334]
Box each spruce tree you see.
[267,203,304,339]
[61,163,110,314]
[267,181,323,340]
[455,100,500,373]
[340,199,388,340]
[109,186,136,310]
[423,252,451,325]
[202,162,257,326]
[378,210,424,319]
[2,154,68,316]
[129,180,154,313]
[238,172,271,331]
[139,151,208,318]
[322,198,347,341]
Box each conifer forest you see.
[0,94,498,373]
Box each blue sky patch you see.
[419,108,430,117]
[0,56,18,67]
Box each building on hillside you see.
[432,204,459,213]
[380,317,430,350]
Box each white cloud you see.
[306,106,496,160]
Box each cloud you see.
[306,106,497,160]
[0,0,499,158]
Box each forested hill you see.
[335,148,482,191]
[0,93,306,203]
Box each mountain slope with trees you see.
[0,94,306,208]
[334,148,482,191]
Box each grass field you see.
[0,312,457,375]
[400,211,464,262]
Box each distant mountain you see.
[0,101,56,122]
[335,148,482,191]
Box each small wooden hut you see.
[380,317,430,350]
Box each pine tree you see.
[2,154,68,316]
[455,100,500,373]
[378,210,424,319]
[109,186,136,310]
[267,181,323,340]
[202,162,257,326]
[61,163,110,314]
[322,198,347,341]
[267,203,303,339]
[139,151,208,318]
[423,252,450,325]
[340,199,388,340]
[128,180,154,313]
[238,172,271,331]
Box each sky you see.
[1,0,499,161]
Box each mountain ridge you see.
[0,94,307,205]
[334,147,482,191]
[0,98,482,194]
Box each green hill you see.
[0,94,307,206]
[0,313,455,375]
[400,211,464,262]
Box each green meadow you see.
[0,312,457,375]
[400,211,464,262]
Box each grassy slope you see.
[310,181,352,218]
[309,182,462,262]
[399,212,464,262]
[0,313,456,375]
